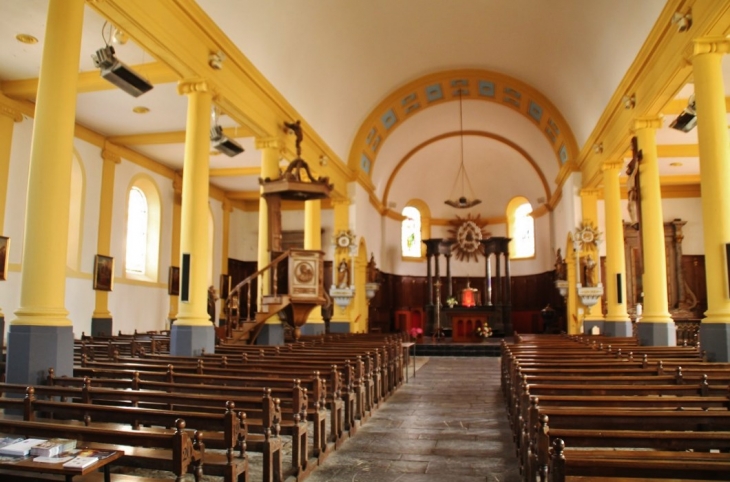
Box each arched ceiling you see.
[0,0,727,211]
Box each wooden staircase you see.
[220,250,325,345]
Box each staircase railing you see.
[224,250,291,340]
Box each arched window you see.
[125,187,148,274]
[125,176,162,281]
[401,206,421,258]
[507,197,535,259]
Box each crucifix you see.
[626,136,644,274]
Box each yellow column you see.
[0,104,22,322]
[580,189,603,329]
[693,38,730,360]
[0,104,23,233]
[7,0,84,384]
[602,161,631,335]
[255,137,282,303]
[168,174,183,323]
[173,79,214,354]
[331,198,353,330]
[13,0,84,327]
[633,117,675,345]
[565,239,579,334]
[91,148,120,333]
[304,200,323,326]
[221,199,232,274]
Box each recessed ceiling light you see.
[670,162,683,167]
[132,106,150,114]
[16,34,38,44]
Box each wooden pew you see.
[0,417,203,482]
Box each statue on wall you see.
[367,253,378,283]
[337,259,350,289]
[554,248,567,281]
[584,255,597,287]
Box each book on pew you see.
[0,438,46,456]
[32,455,75,464]
[30,438,77,457]
[62,456,99,470]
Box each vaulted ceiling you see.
[0,0,726,220]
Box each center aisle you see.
[305,357,521,482]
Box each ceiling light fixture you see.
[445,90,481,209]
[91,22,153,97]
[208,51,225,70]
[132,106,149,114]
[669,94,697,132]
[210,107,244,157]
[672,11,692,32]
[15,33,38,44]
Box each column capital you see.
[0,104,23,122]
[255,137,283,151]
[331,196,351,207]
[693,37,730,57]
[601,160,624,172]
[177,78,210,96]
[101,148,121,164]
[172,172,183,194]
[631,116,663,133]
[579,188,600,198]
[222,198,233,213]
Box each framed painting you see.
[168,266,180,296]
[93,254,114,291]
[0,236,9,281]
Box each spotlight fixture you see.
[669,94,697,132]
[210,125,244,157]
[445,90,481,209]
[593,143,604,154]
[210,108,244,157]
[92,45,153,97]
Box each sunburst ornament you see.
[574,222,602,249]
[447,214,490,262]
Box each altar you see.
[422,236,513,338]
[443,306,502,342]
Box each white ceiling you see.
[0,0,720,208]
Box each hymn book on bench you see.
[0,438,46,456]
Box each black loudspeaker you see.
[616,273,623,304]
[181,253,191,302]
[726,244,730,297]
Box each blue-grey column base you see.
[603,320,633,337]
[91,318,113,337]
[256,324,284,345]
[300,323,326,336]
[170,325,215,356]
[699,323,730,362]
[583,320,604,335]
[329,322,351,334]
[6,325,74,386]
[636,321,677,346]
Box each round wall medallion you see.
[447,214,489,262]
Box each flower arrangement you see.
[409,327,423,341]
[446,296,458,308]
[475,324,493,338]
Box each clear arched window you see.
[401,206,422,258]
[125,187,148,274]
[508,197,535,259]
[124,176,162,282]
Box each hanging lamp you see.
[445,90,481,208]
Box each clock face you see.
[337,235,350,247]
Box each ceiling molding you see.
[109,126,254,145]
[209,167,260,178]
[348,69,579,178]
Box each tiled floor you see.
[306,357,521,482]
